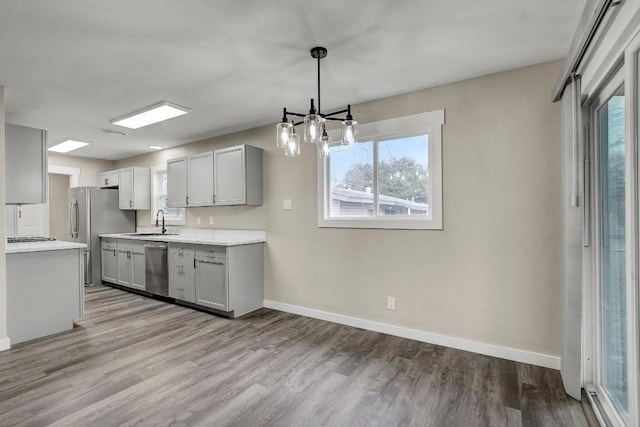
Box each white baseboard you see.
[0,337,11,352]
[263,300,560,370]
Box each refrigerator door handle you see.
[69,199,75,238]
[74,200,80,238]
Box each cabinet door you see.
[98,172,109,188]
[167,157,188,207]
[5,123,47,204]
[119,168,134,209]
[16,204,48,237]
[108,170,119,187]
[195,258,228,311]
[130,249,146,291]
[117,248,131,287]
[214,146,245,205]
[188,151,214,206]
[101,246,118,284]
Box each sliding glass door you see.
[589,39,640,423]
[596,81,628,417]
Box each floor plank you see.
[0,285,590,426]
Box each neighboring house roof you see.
[331,187,429,210]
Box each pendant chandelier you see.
[276,47,358,158]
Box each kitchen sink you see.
[124,232,179,236]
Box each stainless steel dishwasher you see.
[145,242,168,296]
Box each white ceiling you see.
[0,0,585,161]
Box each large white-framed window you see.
[317,109,444,230]
[150,165,185,225]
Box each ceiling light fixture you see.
[148,145,162,150]
[48,139,90,153]
[101,129,128,136]
[111,101,189,129]
[276,47,358,158]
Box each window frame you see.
[317,109,444,230]
[150,165,186,226]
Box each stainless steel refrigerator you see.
[68,187,136,286]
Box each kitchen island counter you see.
[6,243,85,346]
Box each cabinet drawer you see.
[168,242,195,257]
[102,238,117,250]
[196,245,226,259]
[169,275,196,303]
[168,254,195,279]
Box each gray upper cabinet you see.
[167,157,187,208]
[119,167,150,210]
[5,123,47,204]
[166,144,262,208]
[97,170,119,188]
[214,145,262,206]
[188,151,214,206]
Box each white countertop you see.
[6,240,87,254]
[100,228,266,246]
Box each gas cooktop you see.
[7,236,56,243]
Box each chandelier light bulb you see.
[276,121,293,149]
[284,132,301,157]
[342,119,358,146]
[318,132,331,159]
[304,114,324,144]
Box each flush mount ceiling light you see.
[111,101,189,129]
[276,47,358,158]
[148,145,162,150]
[48,139,90,153]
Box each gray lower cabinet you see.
[102,238,264,317]
[116,241,145,291]
[195,246,228,311]
[194,243,264,317]
[101,239,118,284]
[168,243,196,303]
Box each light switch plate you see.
[209,215,214,225]
[386,296,396,310]
[283,199,292,210]
[196,216,201,225]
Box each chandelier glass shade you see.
[276,47,358,158]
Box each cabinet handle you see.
[186,196,189,205]
[105,178,108,185]
[113,249,116,256]
[194,258,196,269]
[129,200,133,208]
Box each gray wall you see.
[117,60,563,357]
[0,86,6,341]
[48,153,115,187]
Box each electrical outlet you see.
[283,199,292,210]
[196,216,201,225]
[386,296,396,311]
[209,215,214,225]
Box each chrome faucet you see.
[155,209,166,234]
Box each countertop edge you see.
[99,233,266,246]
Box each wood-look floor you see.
[0,286,592,427]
